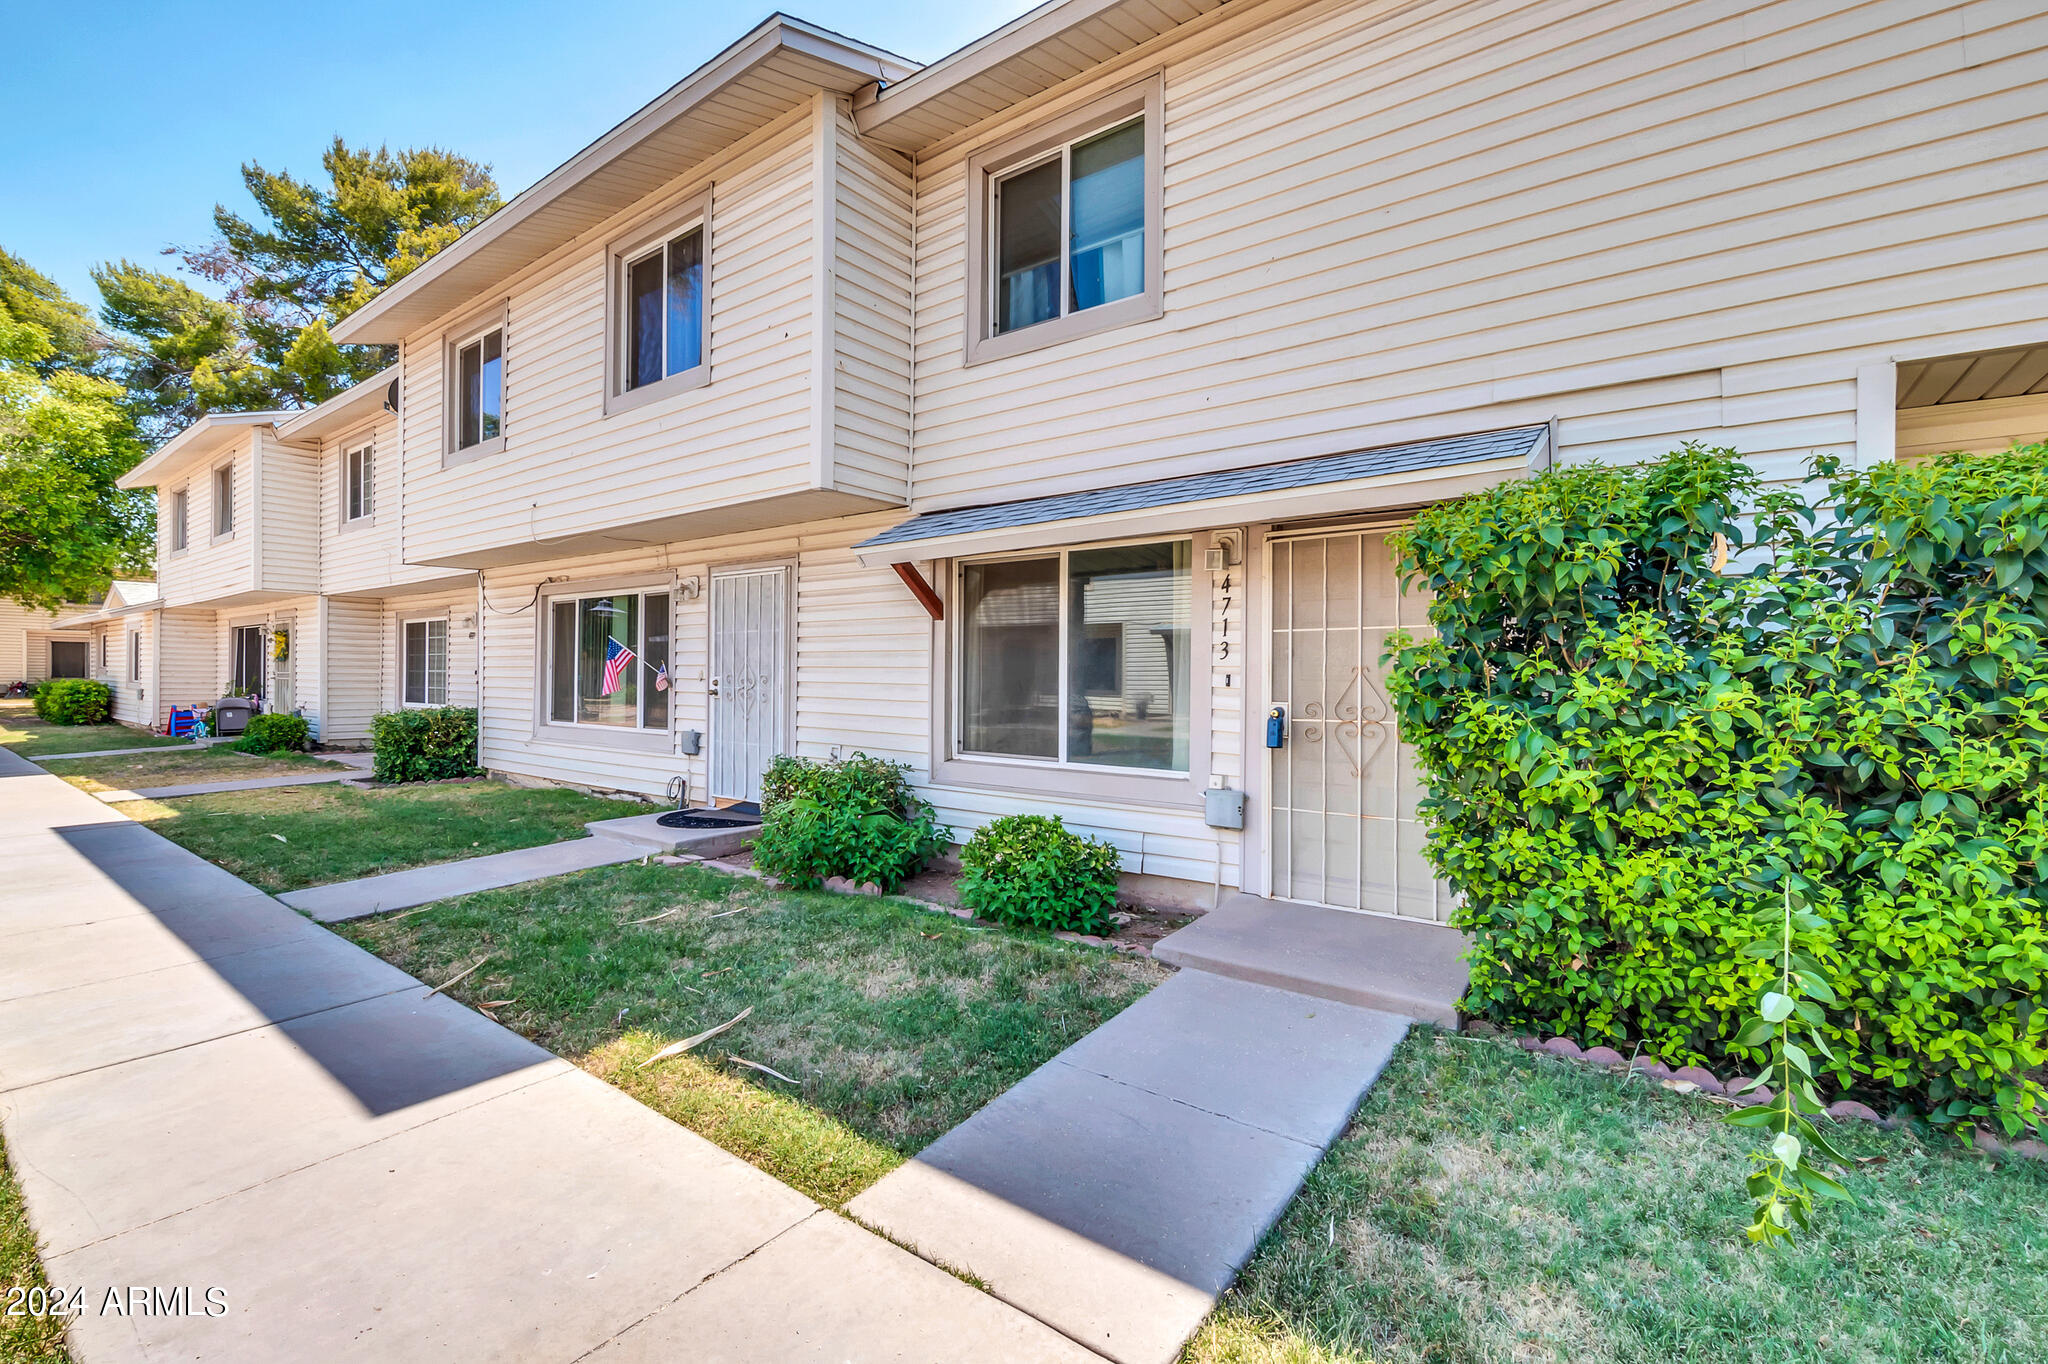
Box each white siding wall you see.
[158,441,257,607]
[156,610,217,721]
[397,109,827,567]
[255,434,320,595]
[85,616,154,726]
[907,0,2047,504]
[323,598,386,743]
[826,98,916,503]
[382,588,480,713]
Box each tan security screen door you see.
[1266,528,1448,921]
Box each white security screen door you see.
[709,567,789,804]
[1266,529,1448,921]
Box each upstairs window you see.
[213,464,235,537]
[454,324,504,453]
[344,443,375,522]
[170,488,189,551]
[965,77,1162,365]
[608,199,710,413]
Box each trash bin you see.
[213,697,256,736]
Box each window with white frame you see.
[128,631,141,683]
[623,226,704,393]
[344,443,374,521]
[993,116,1146,336]
[956,540,1191,771]
[170,487,189,551]
[403,619,448,706]
[546,589,671,730]
[213,464,235,537]
[231,625,263,694]
[99,632,109,672]
[453,324,504,452]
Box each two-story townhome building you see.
[115,370,481,739]
[121,0,2033,925]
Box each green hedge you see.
[752,752,948,892]
[958,813,1122,935]
[227,712,310,753]
[1389,442,2048,1137]
[369,707,481,783]
[32,678,111,725]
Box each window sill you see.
[209,531,236,546]
[443,435,506,469]
[933,753,1203,810]
[964,292,1163,368]
[338,514,377,533]
[534,722,674,755]
[604,364,710,417]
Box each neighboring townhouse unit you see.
[115,371,480,739]
[0,595,89,687]
[49,580,162,726]
[106,0,2031,922]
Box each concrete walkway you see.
[0,746,1099,1363]
[94,768,364,802]
[32,743,197,761]
[850,970,1410,1364]
[279,836,647,920]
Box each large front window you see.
[993,116,1145,336]
[547,590,671,730]
[958,541,1190,771]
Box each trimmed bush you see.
[227,712,310,754]
[751,752,948,892]
[957,814,1121,935]
[1389,441,2048,1137]
[369,706,481,783]
[32,678,112,725]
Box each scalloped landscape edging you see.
[1490,1028,2047,1161]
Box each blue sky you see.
[2,1,1037,307]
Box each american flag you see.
[601,637,637,696]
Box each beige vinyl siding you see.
[0,598,65,684]
[255,435,321,595]
[87,616,155,726]
[156,610,217,720]
[1897,391,2048,458]
[323,597,387,743]
[398,109,829,567]
[383,589,479,712]
[826,99,915,503]
[906,0,2048,504]
[160,441,258,607]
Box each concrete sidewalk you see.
[0,746,1100,1363]
[279,836,647,920]
[850,971,1409,1364]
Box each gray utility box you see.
[1204,787,1246,830]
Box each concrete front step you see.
[1154,893,1468,1028]
[584,810,758,858]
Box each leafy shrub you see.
[751,752,948,892]
[1389,441,2048,1137]
[227,712,310,753]
[33,678,111,725]
[369,706,481,783]
[957,813,1122,935]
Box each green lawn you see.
[0,698,185,759]
[341,861,1165,1206]
[1,1128,70,1364]
[1188,1029,2048,1364]
[126,780,640,892]
[51,746,348,794]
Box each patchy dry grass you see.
[0,698,182,759]
[50,746,347,793]
[341,861,1163,1205]
[1186,1029,2048,1364]
[1,1128,70,1363]
[127,780,637,892]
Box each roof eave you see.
[117,413,282,491]
[274,364,399,444]
[333,14,919,347]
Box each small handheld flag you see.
[601,638,637,696]
[653,661,670,692]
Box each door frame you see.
[1256,515,1417,913]
[706,560,795,803]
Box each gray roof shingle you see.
[856,424,1545,550]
